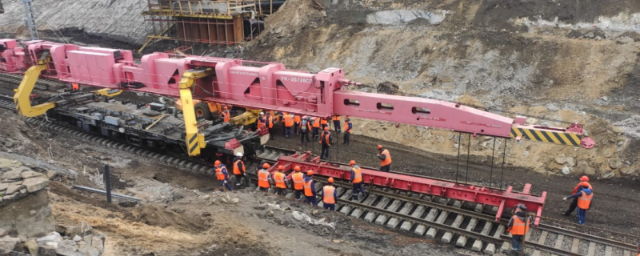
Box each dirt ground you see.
[265,125,640,239]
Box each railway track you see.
[0,91,637,256]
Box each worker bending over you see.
[291,165,305,200]
[319,127,333,160]
[257,163,272,192]
[221,106,230,122]
[343,118,352,145]
[283,113,294,138]
[322,177,338,211]
[274,165,288,195]
[312,117,321,140]
[507,204,531,255]
[293,115,301,135]
[304,171,318,206]
[564,175,592,216]
[300,116,311,144]
[332,115,341,133]
[232,152,246,188]
[563,182,593,225]
[377,145,392,172]
[349,160,367,200]
[214,160,233,191]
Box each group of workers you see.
[257,112,353,147]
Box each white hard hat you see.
[235,152,243,157]
[260,112,264,115]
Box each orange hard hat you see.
[580,175,589,181]
[263,163,271,169]
[377,145,382,150]
[214,160,221,166]
[294,166,301,171]
[324,127,329,131]
[349,160,356,165]
[307,170,314,176]
[581,182,590,187]
[328,177,334,183]
[278,165,284,171]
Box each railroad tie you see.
[338,189,353,214]
[442,214,464,243]
[387,202,413,229]
[587,242,596,256]
[351,195,378,218]
[426,210,448,239]
[554,234,564,250]
[623,250,631,256]
[604,246,613,256]
[364,197,391,222]
[474,203,484,213]
[400,205,425,231]
[537,231,548,245]
[472,221,492,252]
[456,217,478,247]
[486,225,504,255]
[417,208,439,236]
[570,237,580,253]
[375,199,402,225]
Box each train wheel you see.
[194,102,212,120]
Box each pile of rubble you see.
[0,222,105,256]
[0,166,50,205]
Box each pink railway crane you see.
[0,38,595,224]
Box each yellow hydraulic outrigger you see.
[178,69,213,156]
[13,52,55,117]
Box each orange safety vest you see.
[332,116,340,121]
[352,166,362,183]
[72,83,79,90]
[321,119,328,125]
[274,172,286,189]
[380,149,392,166]
[343,121,351,133]
[258,117,267,130]
[233,160,245,175]
[215,166,227,181]
[258,170,270,188]
[222,110,230,122]
[294,115,301,123]
[572,182,593,194]
[312,118,320,128]
[267,115,274,128]
[292,172,304,190]
[323,186,335,204]
[284,114,294,127]
[320,132,331,145]
[577,191,593,210]
[510,217,529,236]
[304,180,314,196]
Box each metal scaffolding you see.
[22,0,38,40]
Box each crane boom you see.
[0,39,594,151]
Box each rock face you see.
[13,223,106,256]
[0,166,55,239]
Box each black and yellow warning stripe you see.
[510,127,582,146]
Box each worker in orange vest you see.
[321,177,337,211]
[258,112,267,132]
[377,145,392,172]
[71,83,79,91]
[636,240,640,256]
[300,116,311,144]
[319,127,332,160]
[290,165,305,200]
[320,117,329,130]
[563,182,593,225]
[283,113,294,138]
[507,204,531,254]
[221,106,230,123]
[303,171,317,206]
[343,117,352,145]
[311,117,321,140]
[257,163,272,192]
[274,165,287,195]
[332,115,341,133]
[293,115,301,135]
[349,160,366,200]
[564,175,592,216]
[214,160,233,191]
[232,152,246,188]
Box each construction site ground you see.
[0,102,638,255]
